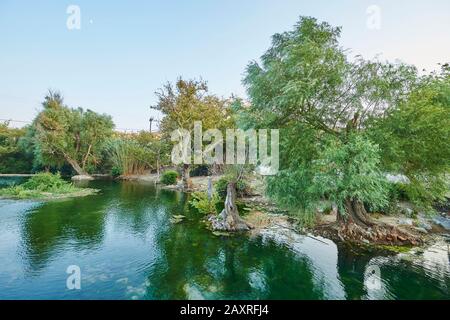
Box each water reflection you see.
[20,193,109,272]
[0,178,448,299]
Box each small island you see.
[0,172,98,200]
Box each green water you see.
[0,179,449,300]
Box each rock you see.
[330,203,338,215]
[71,175,94,181]
[402,207,413,217]
[208,215,227,231]
[212,231,231,237]
[413,227,428,234]
[170,216,184,224]
[398,218,413,226]
[386,174,410,184]
[432,215,450,230]
[416,218,432,231]
[183,283,205,300]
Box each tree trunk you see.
[181,163,191,190]
[337,198,373,227]
[156,156,160,179]
[207,176,213,201]
[66,157,89,176]
[218,182,251,231]
[81,144,92,170]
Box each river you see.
[0,179,448,299]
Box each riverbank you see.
[0,173,99,200]
[1,177,448,299]
[0,188,99,200]
[8,172,447,248]
[143,173,449,249]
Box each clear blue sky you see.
[1,0,449,131]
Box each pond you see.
[0,179,449,300]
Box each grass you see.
[0,172,98,200]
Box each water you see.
[0,179,449,300]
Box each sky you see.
[0,0,449,131]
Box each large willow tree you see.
[31,91,114,176]
[242,17,437,236]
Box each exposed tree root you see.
[336,222,422,246]
[328,198,423,245]
[314,219,424,246]
[208,182,253,232]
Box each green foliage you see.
[314,135,390,215]
[189,191,220,215]
[153,78,231,135]
[215,176,249,199]
[266,167,319,214]
[267,135,389,219]
[0,122,33,173]
[161,170,178,185]
[367,66,450,210]
[0,172,80,199]
[21,172,72,191]
[111,166,122,177]
[243,16,416,135]
[31,91,114,175]
[294,210,318,228]
[106,137,154,176]
[401,174,448,214]
[379,183,409,215]
[152,78,234,185]
[242,16,448,223]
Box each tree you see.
[32,91,114,176]
[0,122,33,173]
[243,16,419,229]
[209,165,252,231]
[152,78,230,189]
[314,134,389,225]
[367,64,450,211]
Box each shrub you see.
[106,138,154,176]
[215,177,250,199]
[111,166,122,177]
[22,172,72,192]
[189,191,220,215]
[0,172,78,198]
[292,209,318,228]
[161,170,178,185]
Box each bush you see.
[215,177,250,199]
[0,172,78,198]
[189,191,220,215]
[21,172,72,192]
[161,170,178,185]
[292,209,318,228]
[106,138,154,176]
[111,166,122,177]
